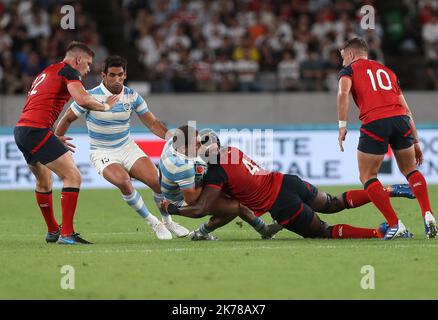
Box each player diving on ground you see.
[158,125,281,240]
[162,128,415,240]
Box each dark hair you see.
[66,41,95,57]
[102,55,127,73]
[200,129,221,149]
[173,125,199,149]
[341,38,369,53]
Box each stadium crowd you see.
[122,0,387,92]
[0,1,107,93]
[0,0,437,93]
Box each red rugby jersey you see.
[203,146,284,214]
[16,62,82,128]
[338,59,407,124]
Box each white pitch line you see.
[59,243,438,254]
[1,243,438,255]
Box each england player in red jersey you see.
[165,131,413,240]
[14,42,119,245]
[159,126,282,241]
[337,38,436,239]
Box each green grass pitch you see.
[1,186,438,300]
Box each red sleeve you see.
[338,65,353,80]
[58,64,82,84]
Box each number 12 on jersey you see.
[29,73,47,96]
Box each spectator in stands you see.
[2,0,427,93]
[172,48,196,92]
[301,49,325,91]
[277,50,300,91]
[23,5,50,39]
[166,23,191,49]
[213,51,235,92]
[324,49,342,91]
[2,49,23,94]
[153,53,174,93]
[235,50,259,92]
[194,54,214,92]
[137,26,163,68]
[423,11,438,89]
[233,35,260,62]
[422,10,438,61]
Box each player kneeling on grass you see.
[164,130,416,240]
[159,125,280,241]
[56,55,188,240]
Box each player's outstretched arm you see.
[55,108,78,152]
[67,82,118,111]
[181,186,203,206]
[399,94,423,165]
[337,77,352,152]
[138,111,168,139]
[169,186,222,217]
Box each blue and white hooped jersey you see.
[70,83,149,150]
[159,139,199,203]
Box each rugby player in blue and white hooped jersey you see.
[56,56,189,240]
[159,126,207,205]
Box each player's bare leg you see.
[103,163,171,240]
[394,146,436,238]
[129,156,161,193]
[44,152,92,244]
[129,156,189,237]
[103,163,134,194]
[28,163,60,242]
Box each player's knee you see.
[62,167,82,187]
[35,175,53,192]
[319,194,345,213]
[149,180,161,194]
[118,178,133,195]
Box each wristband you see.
[103,103,110,111]
[338,120,347,128]
[167,203,180,215]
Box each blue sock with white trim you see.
[153,192,172,224]
[199,222,214,236]
[122,190,159,224]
